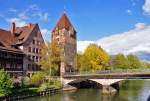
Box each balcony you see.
[3,68,23,72]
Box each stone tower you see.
[51,13,77,76]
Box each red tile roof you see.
[53,13,76,32]
[0,23,37,54]
[15,24,36,45]
[0,29,23,54]
[0,29,15,46]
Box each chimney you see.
[11,22,16,34]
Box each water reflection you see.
[21,80,150,101]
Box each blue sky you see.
[1,0,150,55]
[0,0,149,41]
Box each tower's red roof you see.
[53,13,76,32]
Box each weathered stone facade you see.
[51,13,77,75]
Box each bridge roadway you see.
[63,72,150,79]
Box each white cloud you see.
[18,4,49,22]
[43,13,49,22]
[77,23,150,55]
[41,28,49,34]
[126,9,132,15]
[77,41,94,53]
[143,0,150,15]
[3,4,49,29]
[97,23,150,55]
[135,23,147,30]
[41,28,51,41]
[6,18,27,27]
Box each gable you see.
[23,24,45,45]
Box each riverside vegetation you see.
[0,70,62,97]
[0,42,150,96]
[77,44,150,72]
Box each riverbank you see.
[0,88,61,101]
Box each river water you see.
[21,80,150,101]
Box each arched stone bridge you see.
[61,72,150,94]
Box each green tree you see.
[113,54,130,69]
[31,72,45,86]
[78,44,110,72]
[77,53,91,72]
[127,54,142,69]
[0,69,13,96]
[39,41,61,76]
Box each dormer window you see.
[19,37,24,42]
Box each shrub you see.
[48,79,62,89]
[38,83,48,91]
[0,69,13,96]
[31,72,45,86]
[21,76,31,87]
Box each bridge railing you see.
[64,68,150,76]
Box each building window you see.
[36,48,38,53]
[0,62,6,68]
[36,56,38,62]
[32,56,35,62]
[28,64,31,70]
[28,47,32,52]
[37,41,40,45]
[32,48,36,53]
[39,49,41,53]
[33,40,35,44]
[28,55,32,60]
[32,64,35,71]
[10,63,17,68]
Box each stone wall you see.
[52,27,77,74]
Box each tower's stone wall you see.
[51,14,77,75]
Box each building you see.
[51,13,77,76]
[0,23,44,77]
[13,23,45,77]
[0,28,24,78]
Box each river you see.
[21,80,150,101]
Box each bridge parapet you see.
[64,69,150,77]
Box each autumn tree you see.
[39,41,61,76]
[77,44,110,72]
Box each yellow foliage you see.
[78,44,110,72]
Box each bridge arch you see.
[63,78,125,86]
[65,79,103,88]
